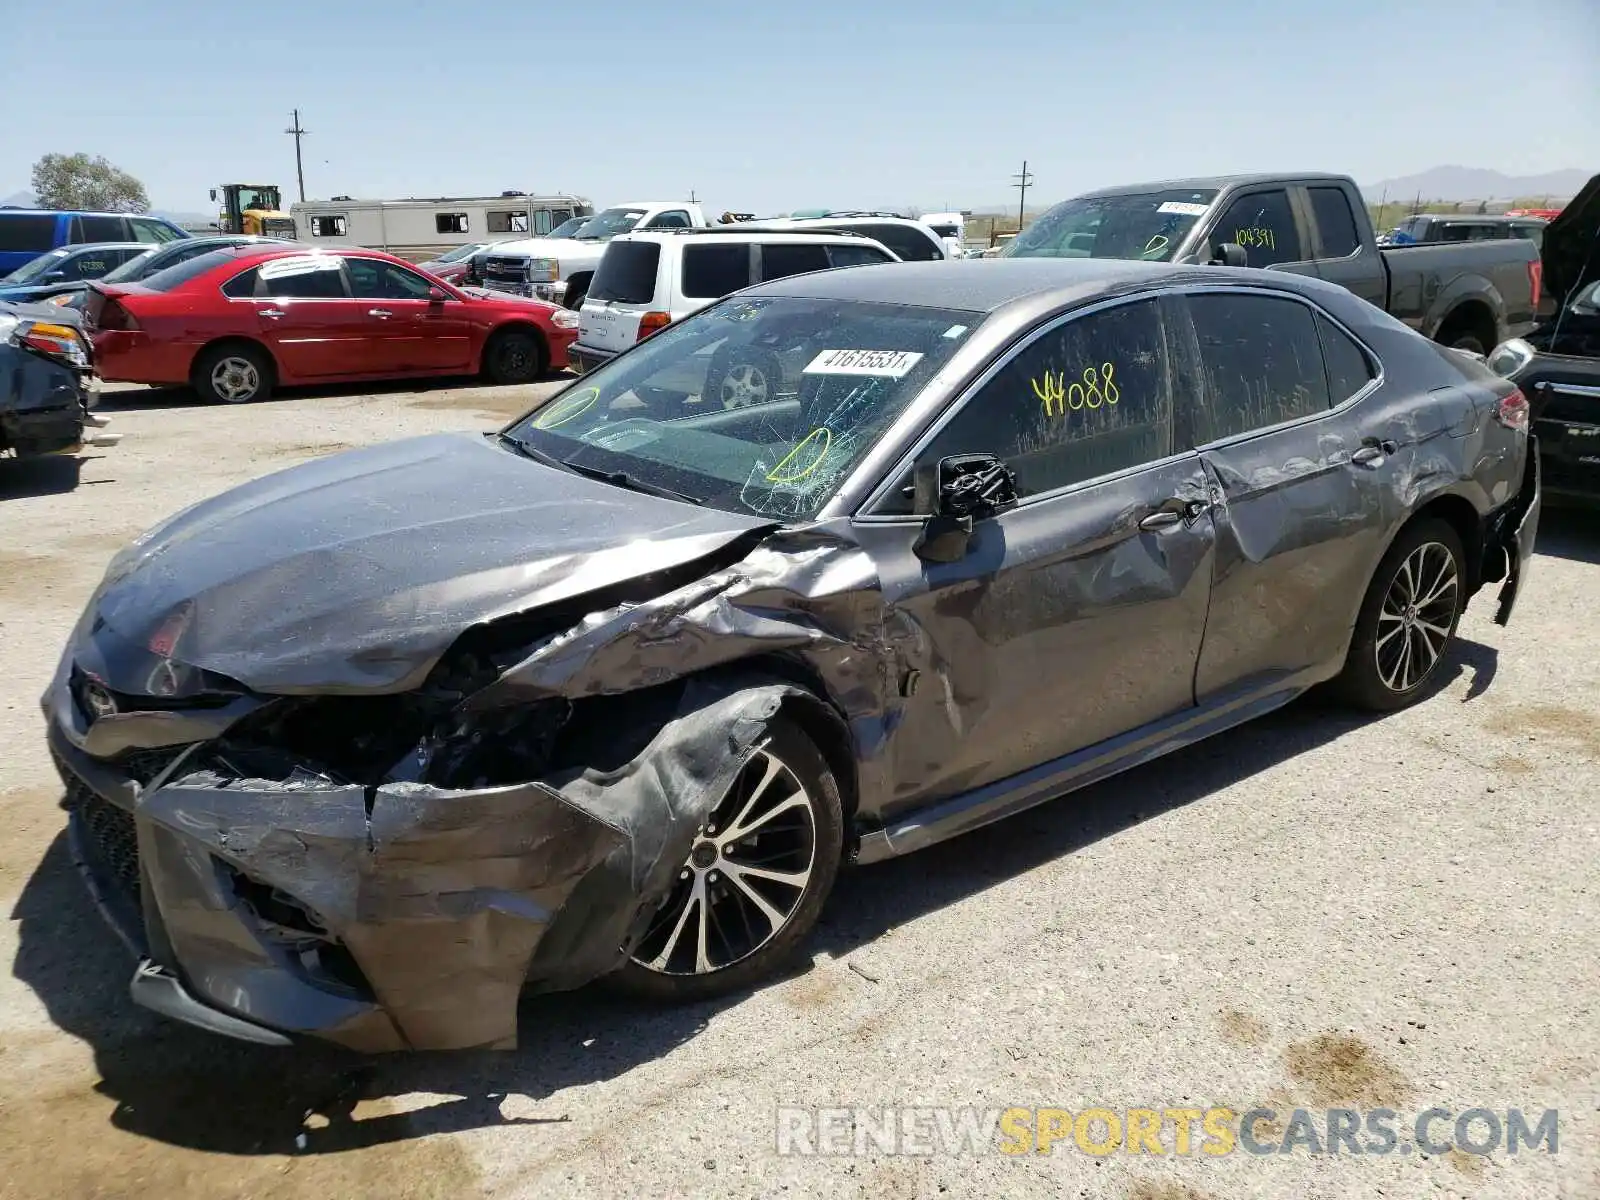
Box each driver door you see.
[341,255,472,372]
[853,295,1217,814]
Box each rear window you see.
[759,242,832,281]
[76,215,127,242]
[856,223,943,262]
[139,248,245,292]
[1307,186,1360,258]
[0,214,58,253]
[589,241,661,304]
[681,243,750,299]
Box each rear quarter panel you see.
[1381,240,1539,340]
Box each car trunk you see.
[578,241,663,355]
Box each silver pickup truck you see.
[1006,172,1541,354]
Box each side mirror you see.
[913,453,1019,564]
[41,271,66,283]
[209,188,218,202]
[1209,242,1249,268]
[428,285,449,302]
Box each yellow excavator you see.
[210,184,298,239]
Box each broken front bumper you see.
[46,673,799,1052]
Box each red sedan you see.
[85,244,578,404]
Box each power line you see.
[285,109,310,203]
[1012,160,1034,230]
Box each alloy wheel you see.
[630,746,817,976]
[1375,540,1459,692]
[719,363,769,409]
[211,357,260,402]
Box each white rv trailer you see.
[289,192,593,262]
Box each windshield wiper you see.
[494,431,571,471]
[560,460,701,505]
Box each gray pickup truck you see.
[1006,173,1541,354]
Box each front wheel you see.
[1334,518,1466,711]
[706,347,782,409]
[615,716,844,1002]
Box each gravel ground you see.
[0,379,1596,1200]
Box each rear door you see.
[579,239,666,353]
[342,255,472,372]
[71,215,129,245]
[1303,183,1388,310]
[248,255,369,379]
[1172,287,1392,698]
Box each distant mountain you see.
[1,188,209,226]
[1,189,37,207]
[1362,166,1591,203]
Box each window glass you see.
[588,240,661,304]
[502,297,977,521]
[1307,186,1359,258]
[76,216,127,242]
[1003,190,1217,262]
[1316,313,1375,402]
[435,212,469,234]
[488,210,530,234]
[759,242,831,281]
[140,249,245,292]
[1183,293,1330,444]
[345,256,436,299]
[646,210,692,229]
[681,243,750,299]
[901,299,1172,507]
[258,256,347,298]
[0,214,58,252]
[101,247,160,282]
[221,267,260,298]
[309,215,347,237]
[827,243,894,268]
[1213,190,1302,266]
[855,223,939,262]
[3,249,74,283]
[129,218,170,243]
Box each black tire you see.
[614,714,845,1002]
[1333,518,1466,712]
[705,346,782,409]
[192,342,273,405]
[1447,332,1489,356]
[482,326,548,385]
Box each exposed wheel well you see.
[1433,301,1497,352]
[563,272,593,308]
[190,336,277,385]
[1407,493,1484,593]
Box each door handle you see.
[1138,509,1184,532]
[368,308,393,318]
[1351,446,1385,467]
[260,308,286,319]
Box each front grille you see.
[116,745,187,787]
[483,257,529,283]
[62,773,147,949]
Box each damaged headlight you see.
[1486,338,1535,378]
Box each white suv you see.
[570,228,899,393]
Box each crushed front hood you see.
[90,432,771,694]
[1542,171,1600,305]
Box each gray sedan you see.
[44,258,1539,1052]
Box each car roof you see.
[619,228,889,244]
[1076,173,1351,198]
[55,241,149,253]
[741,256,1361,316]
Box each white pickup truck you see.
[476,201,714,308]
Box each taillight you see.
[1528,261,1542,310]
[636,311,671,342]
[96,299,140,332]
[1495,388,1530,431]
[20,322,90,368]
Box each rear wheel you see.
[615,716,844,1002]
[482,326,548,385]
[192,343,273,404]
[1334,518,1466,711]
[1448,332,1489,355]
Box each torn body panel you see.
[69,679,804,1051]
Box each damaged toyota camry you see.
[45,258,1540,1053]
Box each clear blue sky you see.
[4,0,1596,215]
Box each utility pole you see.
[285,109,309,202]
[1012,160,1034,232]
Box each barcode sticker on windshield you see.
[1157,201,1210,216]
[803,349,923,378]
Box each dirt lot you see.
[1,379,1596,1199]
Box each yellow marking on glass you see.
[765,427,833,484]
[532,386,600,429]
[1234,227,1275,251]
[1033,363,1120,417]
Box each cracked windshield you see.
[506,296,976,517]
